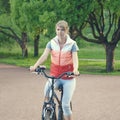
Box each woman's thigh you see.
[62,79,76,103]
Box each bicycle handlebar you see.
[35,66,74,79]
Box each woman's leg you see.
[61,78,76,120]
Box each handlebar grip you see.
[35,66,46,73]
[66,72,80,76]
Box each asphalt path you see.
[0,64,120,120]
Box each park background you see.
[0,0,120,75]
[0,1,120,120]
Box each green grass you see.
[79,59,120,75]
[0,43,120,75]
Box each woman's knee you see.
[62,102,72,116]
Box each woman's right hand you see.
[29,66,35,72]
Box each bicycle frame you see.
[35,66,73,120]
[42,76,64,120]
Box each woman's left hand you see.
[73,70,80,76]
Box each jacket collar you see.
[53,34,74,44]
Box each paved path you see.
[0,64,120,120]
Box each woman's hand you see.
[29,66,35,72]
[73,69,80,76]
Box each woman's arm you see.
[72,51,79,75]
[30,48,50,71]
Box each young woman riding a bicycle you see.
[30,20,79,120]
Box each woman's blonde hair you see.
[56,20,69,33]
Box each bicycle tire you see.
[43,110,56,120]
[42,106,57,120]
[44,110,51,120]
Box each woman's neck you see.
[58,36,67,44]
[58,37,67,50]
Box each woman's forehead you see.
[56,26,64,29]
[56,25,66,30]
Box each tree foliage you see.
[0,0,10,14]
[0,0,120,72]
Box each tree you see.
[0,0,27,56]
[21,0,43,57]
[22,0,58,56]
[39,0,120,72]
[1,0,120,72]
[50,0,120,72]
[0,0,11,44]
[9,0,28,57]
[0,0,10,14]
[0,25,28,57]
[1,0,56,57]
[77,0,120,72]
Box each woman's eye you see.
[57,29,65,31]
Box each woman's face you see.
[56,26,67,40]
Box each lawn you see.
[0,43,120,75]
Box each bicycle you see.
[35,66,74,120]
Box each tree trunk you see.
[34,35,39,57]
[21,32,28,57]
[105,44,116,72]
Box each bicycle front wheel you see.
[44,110,51,120]
[44,110,56,120]
[42,107,57,120]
